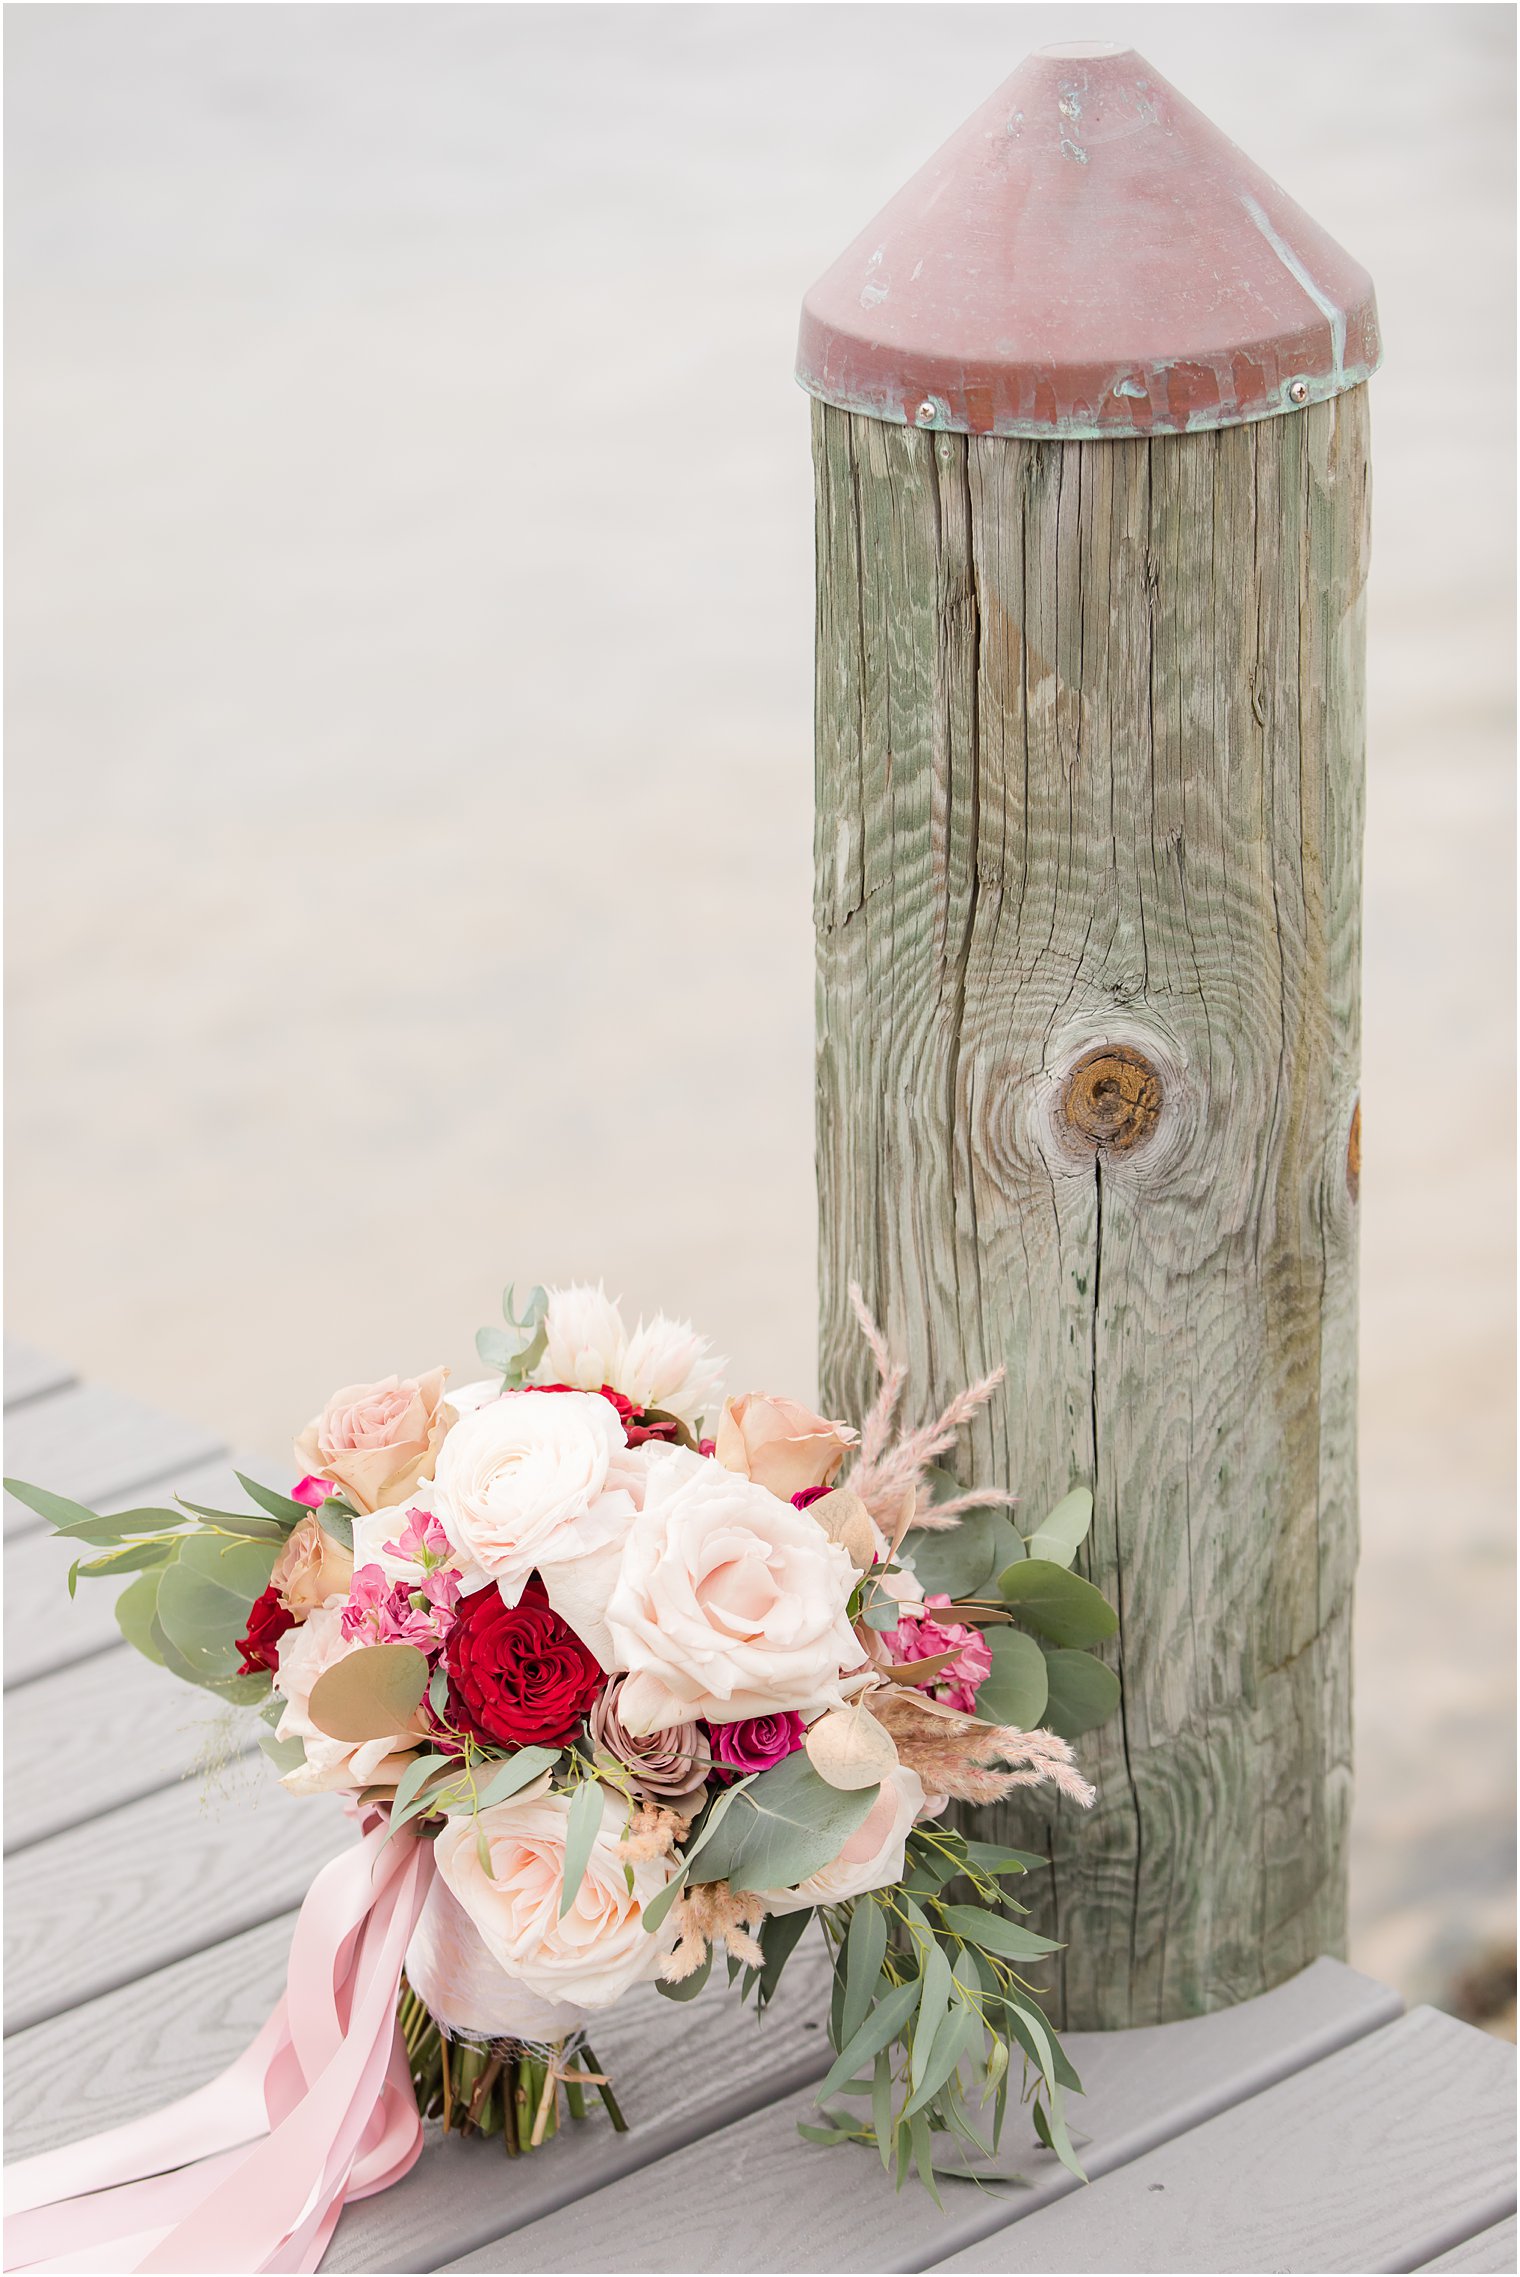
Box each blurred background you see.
[5,3,1514,2027]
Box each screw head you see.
[1288,379,1310,406]
[915,399,937,426]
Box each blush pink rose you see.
[294,1367,454,1515]
[713,1394,858,1502]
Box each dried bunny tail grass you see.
[872,1685,1096,1809]
[843,1286,1013,1543]
[616,1804,689,1863]
[660,1881,769,1982]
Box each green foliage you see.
[558,1776,606,1919]
[1020,1487,1093,1569]
[996,1558,1117,1649]
[903,1471,1022,1601]
[793,1821,1087,2197]
[477,1284,549,1388]
[973,1627,1050,1728]
[1040,1647,1121,1740]
[686,1752,880,1895]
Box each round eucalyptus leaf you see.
[308,1641,429,1743]
[972,1626,1049,1729]
[1040,1648,1121,1739]
[905,1505,1022,1601]
[998,1558,1118,1648]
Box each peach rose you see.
[269,1513,355,1617]
[294,1367,454,1515]
[714,1393,858,1501]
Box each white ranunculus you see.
[433,1786,679,2011]
[606,1446,867,1733]
[760,1765,926,1915]
[349,1478,488,1593]
[616,1314,726,1431]
[431,1389,643,1606]
[272,1603,422,1797]
[534,1283,628,1393]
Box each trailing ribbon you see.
[4,1815,435,2276]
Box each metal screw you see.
[915,400,937,426]
[1288,379,1309,405]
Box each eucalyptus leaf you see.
[903,2003,981,2121]
[172,1499,289,1539]
[257,1726,309,1776]
[1041,1647,1121,1739]
[559,1778,606,1919]
[156,1532,280,1681]
[232,1472,311,1528]
[76,1539,178,1579]
[998,1559,1118,1648]
[964,1840,1046,1877]
[3,1478,111,1537]
[115,1566,168,1665]
[972,1627,1050,1728]
[1022,1487,1094,1570]
[390,1750,458,1828]
[817,1976,924,2105]
[939,1904,1062,1960]
[905,1495,1022,1602]
[316,1500,355,1552]
[757,1907,813,2007]
[910,1942,953,2093]
[872,2049,895,2169]
[841,1897,887,2048]
[640,1864,689,1937]
[307,1642,429,1744]
[475,1746,561,1811]
[689,1753,880,1896]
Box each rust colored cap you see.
[797,42,1380,439]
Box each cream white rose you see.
[432,1389,644,1606]
[433,1786,679,2010]
[761,1764,925,1914]
[605,1446,867,1733]
[272,1603,422,1797]
[616,1313,726,1430]
[534,1283,628,1392]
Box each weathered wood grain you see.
[3,1913,296,2157]
[5,1643,256,1852]
[329,1941,836,2275]
[2,1379,224,1539]
[3,1340,76,1409]
[444,1957,1401,2274]
[813,393,1370,2027]
[929,2008,1516,2274]
[3,1451,282,1687]
[1420,2215,1519,2273]
[3,1773,348,2031]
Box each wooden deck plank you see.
[928,2008,1516,2275]
[3,1380,225,1539]
[1421,2215,1519,2272]
[5,1644,255,1852]
[3,1341,76,1409]
[4,1775,348,2032]
[4,1914,296,2158]
[4,1451,284,1687]
[324,1942,837,2275]
[442,1958,1403,2275]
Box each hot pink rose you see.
[707,1711,806,1782]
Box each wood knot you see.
[1062,1046,1163,1155]
[1346,1100,1361,1201]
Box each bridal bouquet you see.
[9,1280,1119,2212]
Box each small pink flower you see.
[707,1710,807,1782]
[383,1505,453,1569]
[340,1563,456,1651]
[291,1475,331,1508]
[879,1594,992,1714]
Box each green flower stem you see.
[564,2070,587,2123]
[579,2044,627,2133]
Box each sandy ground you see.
[5,3,1514,2015]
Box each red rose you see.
[236,1585,294,1676]
[525,1381,683,1448]
[445,1578,602,1748]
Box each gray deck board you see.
[5,1643,257,1852]
[4,1450,284,1687]
[4,1775,349,2031]
[3,1341,76,1408]
[1421,2216,1519,2273]
[441,1958,1403,2275]
[929,2007,1517,2275]
[3,1379,224,1538]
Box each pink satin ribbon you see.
[5,1816,435,2275]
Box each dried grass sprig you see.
[842,1285,1015,1547]
[872,1685,1096,1809]
[660,1880,769,1982]
[616,1804,688,1864]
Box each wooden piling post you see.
[800,42,1378,2029]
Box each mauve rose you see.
[446,1579,603,1749]
[269,1513,355,1618]
[708,1711,806,1783]
[714,1394,858,1502]
[236,1586,294,1675]
[294,1368,454,1515]
[588,1675,709,1810]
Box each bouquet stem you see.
[396,1979,625,2146]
